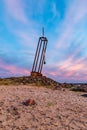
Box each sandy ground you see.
[0,85,87,130]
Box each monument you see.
[31,28,48,76]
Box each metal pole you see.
[38,39,47,73]
[32,37,41,72]
[42,27,44,37]
[39,41,47,73]
[34,38,42,72]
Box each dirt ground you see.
[0,85,87,130]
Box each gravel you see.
[0,85,87,130]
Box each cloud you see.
[46,0,87,82]
[44,52,87,83]
[56,0,87,49]
[1,0,87,82]
[0,46,34,70]
[4,0,27,23]
[51,2,60,19]
[0,59,30,77]
[14,30,39,48]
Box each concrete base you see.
[31,72,42,77]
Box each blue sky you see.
[0,0,87,83]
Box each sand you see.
[0,85,87,130]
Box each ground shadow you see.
[81,94,87,97]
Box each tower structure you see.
[31,28,48,76]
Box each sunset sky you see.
[0,0,87,83]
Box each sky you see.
[0,0,87,83]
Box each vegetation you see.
[0,76,87,92]
[70,86,87,92]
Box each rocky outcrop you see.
[2,76,62,89]
[0,76,87,92]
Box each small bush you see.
[70,86,86,92]
[47,102,55,107]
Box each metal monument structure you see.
[31,28,48,76]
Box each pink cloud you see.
[4,0,27,23]
[0,59,30,77]
[44,54,87,82]
[45,67,87,82]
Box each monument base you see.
[31,72,42,77]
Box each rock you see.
[23,99,36,106]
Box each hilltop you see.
[0,76,87,92]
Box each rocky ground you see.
[0,85,87,130]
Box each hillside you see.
[0,76,87,92]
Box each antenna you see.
[42,27,44,37]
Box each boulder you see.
[23,99,36,106]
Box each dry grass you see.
[0,79,13,85]
[0,77,56,89]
